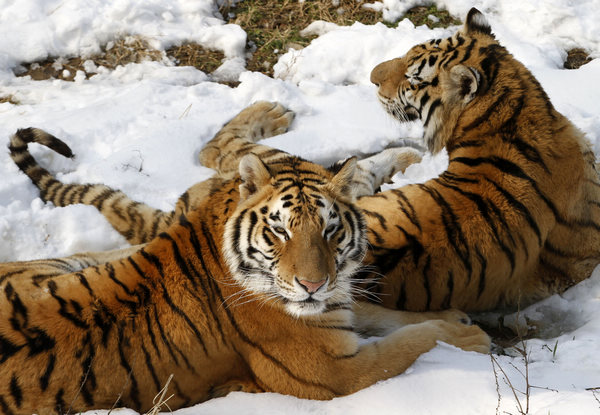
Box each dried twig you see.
[145,374,175,415]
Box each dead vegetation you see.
[12,3,594,83]
[15,2,461,83]
[0,94,19,105]
[564,48,592,69]
[222,1,461,76]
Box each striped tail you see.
[8,128,175,244]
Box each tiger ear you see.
[447,64,481,104]
[328,157,358,200]
[239,153,272,200]
[464,8,493,36]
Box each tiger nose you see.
[370,58,404,99]
[370,61,386,86]
[297,278,326,294]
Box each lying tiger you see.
[12,8,600,316]
[1,102,489,414]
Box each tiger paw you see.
[228,101,295,142]
[431,320,491,354]
[353,147,423,197]
[359,147,422,179]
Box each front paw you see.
[431,320,491,354]
[229,101,295,142]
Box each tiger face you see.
[223,153,366,317]
[371,8,498,154]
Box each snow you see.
[1,0,600,414]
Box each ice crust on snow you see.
[1,1,600,414]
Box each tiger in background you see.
[9,8,600,315]
[1,102,489,414]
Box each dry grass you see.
[14,4,594,83]
[18,36,165,81]
[166,43,225,74]
[403,5,461,29]
[222,1,460,76]
[15,2,462,82]
[0,94,19,105]
[564,48,592,69]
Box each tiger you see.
[1,102,490,414]
[10,7,600,315]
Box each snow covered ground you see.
[1,0,599,414]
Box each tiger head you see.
[223,154,366,318]
[371,8,506,153]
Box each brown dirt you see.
[564,48,592,69]
[15,3,461,82]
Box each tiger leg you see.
[352,301,471,337]
[199,101,295,174]
[208,379,264,399]
[351,147,423,197]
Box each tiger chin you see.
[1,101,489,414]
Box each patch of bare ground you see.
[0,94,19,105]
[222,1,460,76]
[403,5,461,29]
[14,3,461,82]
[564,48,592,69]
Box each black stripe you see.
[116,324,140,409]
[141,343,161,392]
[0,269,30,285]
[151,303,179,364]
[0,334,23,364]
[93,300,116,347]
[159,279,209,356]
[77,333,96,407]
[144,310,161,358]
[441,49,459,68]
[419,184,472,276]
[460,38,477,63]
[451,156,561,220]
[0,396,15,415]
[484,177,542,245]
[422,255,432,310]
[362,209,387,231]
[6,283,28,330]
[424,98,441,127]
[54,389,66,414]
[414,58,427,76]
[474,248,486,298]
[75,272,96,297]
[441,271,454,309]
[9,375,22,408]
[395,225,424,265]
[25,326,56,355]
[446,139,484,153]
[89,188,115,210]
[435,179,516,276]
[40,354,56,391]
[462,87,510,132]
[395,282,406,310]
[391,188,422,231]
[47,280,89,328]
[158,232,199,289]
[105,262,135,295]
